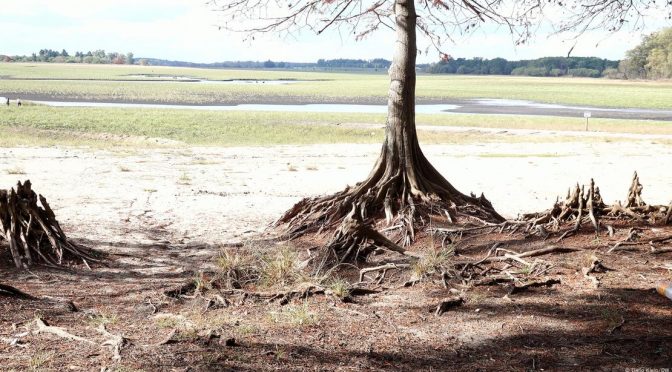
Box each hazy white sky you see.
[0,0,668,63]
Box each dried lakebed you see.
[1,139,671,247]
[32,98,672,120]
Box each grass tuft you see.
[328,278,351,299]
[411,246,454,280]
[269,301,318,326]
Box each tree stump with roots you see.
[276,146,504,267]
[521,172,671,235]
[0,180,97,268]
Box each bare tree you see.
[210,0,670,262]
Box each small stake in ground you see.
[584,111,591,131]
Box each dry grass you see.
[328,278,351,299]
[411,246,454,280]
[215,243,305,290]
[269,301,319,326]
[29,350,55,371]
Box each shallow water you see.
[33,101,461,114]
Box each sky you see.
[0,0,669,63]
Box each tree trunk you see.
[277,0,503,262]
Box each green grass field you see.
[2,63,672,108]
[1,106,670,148]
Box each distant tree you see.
[621,27,672,79]
[212,0,672,258]
[126,52,134,65]
[112,54,126,64]
[263,60,276,68]
[60,49,69,57]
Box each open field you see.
[3,63,672,108]
[2,106,672,148]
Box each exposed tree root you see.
[359,263,410,283]
[509,278,561,294]
[0,180,98,268]
[0,283,36,299]
[276,144,504,267]
[456,245,577,266]
[519,172,671,240]
[34,317,95,344]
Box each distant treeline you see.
[4,49,135,65]
[316,58,391,69]
[424,57,619,77]
[140,58,393,70]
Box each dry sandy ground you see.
[1,132,671,247]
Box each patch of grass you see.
[216,243,305,289]
[86,312,118,327]
[518,264,535,276]
[216,248,259,288]
[5,166,26,175]
[600,308,624,329]
[3,106,672,149]
[411,246,455,280]
[306,165,318,171]
[328,278,350,299]
[118,165,131,172]
[177,172,192,185]
[235,324,258,336]
[269,302,319,326]
[4,63,672,109]
[29,350,55,371]
[260,246,304,288]
[193,271,212,293]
